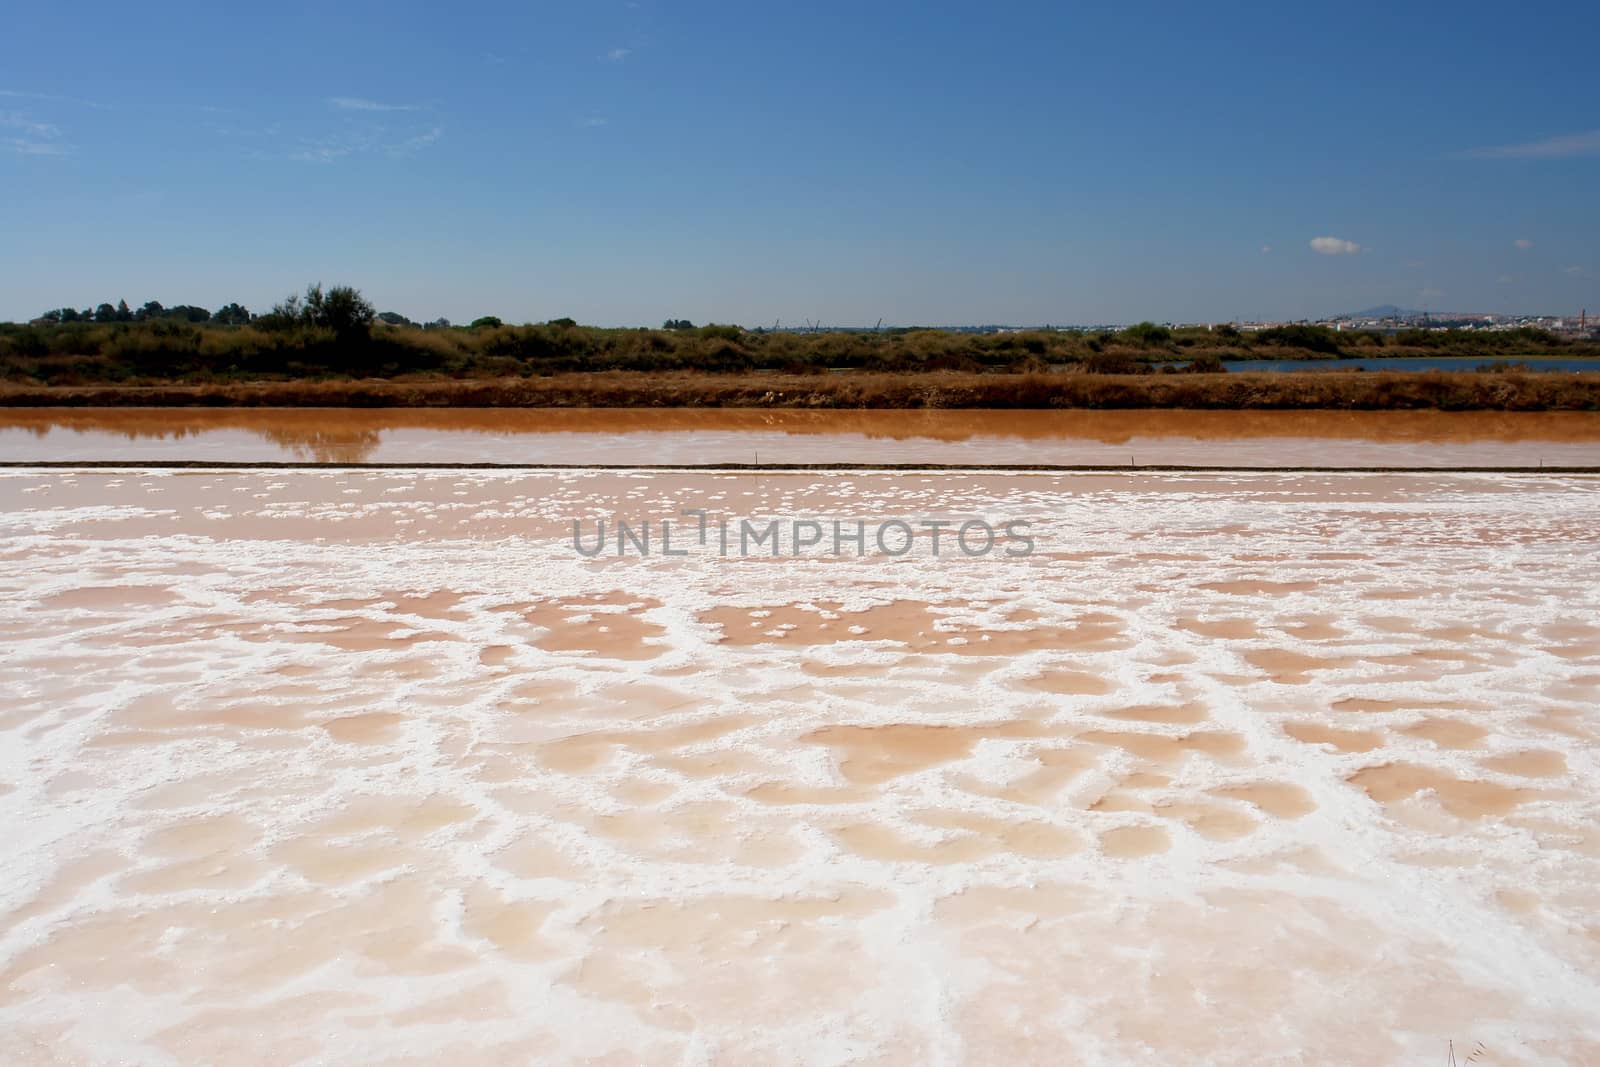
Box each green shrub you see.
[1256,324,1342,355]
[1119,321,1172,346]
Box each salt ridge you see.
[0,470,1596,1064]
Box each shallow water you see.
[1223,356,1600,373]
[2,468,1598,1064]
[4,407,1600,466]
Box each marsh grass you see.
[3,320,1594,388]
[3,369,1598,410]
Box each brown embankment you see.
[2,371,1599,410]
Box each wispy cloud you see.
[1,111,60,138]
[291,128,381,163]
[578,116,609,128]
[329,96,420,113]
[1,110,67,155]
[290,144,356,164]
[1259,245,1271,255]
[1567,265,1586,276]
[1309,236,1361,256]
[0,89,108,109]
[292,98,441,161]
[606,47,632,61]
[3,136,67,156]
[291,122,445,163]
[1460,129,1600,160]
[389,126,443,156]
[1514,238,1534,251]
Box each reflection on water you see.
[256,426,383,464]
[3,408,1600,465]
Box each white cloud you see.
[578,117,609,128]
[291,129,380,163]
[1309,236,1361,256]
[1259,245,1271,254]
[1,111,66,155]
[293,123,444,163]
[329,96,419,113]
[1514,238,1534,251]
[1566,265,1586,276]
[1496,274,1514,285]
[0,89,108,109]
[0,111,59,138]
[389,127,443,156]
[606,48,632,61]
[291,144,354,164]
[3,136,67,156]
[1461,129,1600,160]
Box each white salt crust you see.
[0,470,1596,1065]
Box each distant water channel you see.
[1223,356,1600,373]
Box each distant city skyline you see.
[14,298,1589,333]
[3,1,1596,326]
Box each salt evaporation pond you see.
[1,468,1598,1064]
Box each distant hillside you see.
[1341,305,1503,321]
[1345,305,1427,319]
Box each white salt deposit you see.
[0,469,1597,1065]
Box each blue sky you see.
[2,1,1596,326]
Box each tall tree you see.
[211,303,252,325]
[304,283,375,339]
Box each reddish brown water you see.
[3,407,1600,465]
